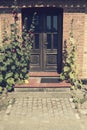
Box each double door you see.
[22,7,63,72]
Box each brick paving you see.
[0,92,86,130]
[8,96,75,120]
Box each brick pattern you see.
[82,12,87,78]
[63,12,85,77]
[0,9,22,45]
[17,12,22,35]
[15,72,71,89]
[5,92,75,120]
[0,0,87,78]
[0,12,14,45]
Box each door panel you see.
[43,15,59,71]
[22,7,63,72]
[30,33,42,71]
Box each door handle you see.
[44,42,48,45]
[43,42,48,49]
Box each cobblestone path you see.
[0,92,85,130]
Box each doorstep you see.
[15,78,71,88]
[14,72,71,92]
[29,71,60,77]
[14,77,71,92]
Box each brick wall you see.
[82,9,87,79]
[0,13,14,42]
[63,12,85,78]
[0,9,22,45]
[0,0,87,78]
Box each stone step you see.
[14,72,71,92]
[14,87,70,92]
[14,78,71,92]
[29,72,60,77]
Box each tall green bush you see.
[0,1,35,91]
[60,19,84,104]
[61,20,80,85]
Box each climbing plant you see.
[60,19,85,105]
[0,0,35,92]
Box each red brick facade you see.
[0,0,87,78]
[63,12,85,78]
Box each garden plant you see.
[60,19,85,107]
[0,0,35,92]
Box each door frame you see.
[22,7,63,73]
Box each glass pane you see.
[53,16,58,31]
[47,34,51,49]
[46,16,51,31]
[35,34,39,49]
[53,34,58,49]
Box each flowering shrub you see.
[60,19,84,104]
[0,0,35,91]
[61,20,77,81]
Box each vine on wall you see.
[60,19,85,106]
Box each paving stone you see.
[1,92,87,130]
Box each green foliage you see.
[60,19,84,104]
[60,20,78,82]
[61,19,79,84]
[0,86,3,93]
[0,2,35,91]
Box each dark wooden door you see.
[22,8,63,72]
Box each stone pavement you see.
[0,92,87,130]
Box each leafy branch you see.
[60,19,85,105]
